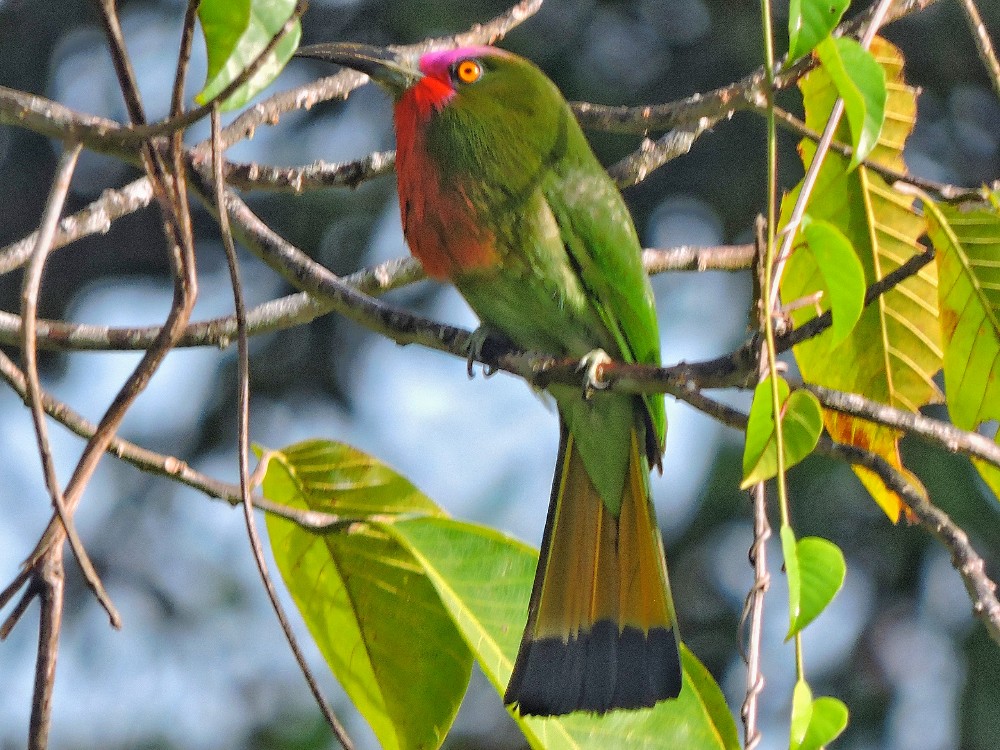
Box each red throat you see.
[392,76,498,280]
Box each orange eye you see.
[454,59,482,84]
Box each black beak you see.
[295,42,422,97]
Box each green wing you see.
[542,138,666,455]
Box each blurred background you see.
[1,0,999,748]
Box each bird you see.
[296,41,682,716]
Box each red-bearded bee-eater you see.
[296,42,682,716]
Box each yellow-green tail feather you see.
[504,421,681,716]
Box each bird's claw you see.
[577,349,612,399]
[465,326,497,378]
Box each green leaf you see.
[262,441,468,750]
[924,193,1000,499]
[392,517,740,749]
[797,696,849,750]
[781,525,803,636]
[261,440,739,748]
[815,36,887,169]
[790,681,849,750]
[787,0,849,62]
[802,216,866,346]
[197,0,300,110]
[741,377,823,488]
[790,679,813,748]
[783,533,847,638]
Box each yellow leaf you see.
[780,38,942,519]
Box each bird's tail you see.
[504,420,682,716]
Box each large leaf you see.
[780,37,942,521]
[263,441,739,748]
[262,441,469,750]
[925,192,1000,499]
[392,518,741,750]
[741,377,823,489]
[197,0,301,110]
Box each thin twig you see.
[608,121,715,188]
[18,141,109,750]
[96,0,178,207]
[0,177,154,276]
[740,218,772,750]
[740,482,770,750]
[643,244,755,273]
[223,151,397,192]
[28,547,64,750]
[774,244,936,352]
[170,1,201,121]
[211,107,355,749]
[957,0,1000,100]
[0,348,349,529]
[19,141,120,625]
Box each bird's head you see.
[296,42,564,134]
[297,41,579,224]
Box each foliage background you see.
[0,0,998,748]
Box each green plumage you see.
[427,53,665,513]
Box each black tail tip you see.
[504,622,682,717]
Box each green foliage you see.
[790,680,849,750]
[801,215,866,346]
[815,36,887,169]
[780,37,941,520]
[786,0,849,63]
[263,440,739,749]
[780,527,846,638]
[197,0,300,110]
[925,192,1000,498]
[262,441,469,750]
[742,376,823,488]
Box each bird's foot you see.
[577,349,612,400]
[465,326,499,378]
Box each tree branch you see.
[769,104,983,202]
[806,383,1000,470]
[822,437,1000,647]
[0,244,749,353]
[570,0,939,136]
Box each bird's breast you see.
[394,105,499,280]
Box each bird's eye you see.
[453,59,483,85]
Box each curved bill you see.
[295,42,422,96]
